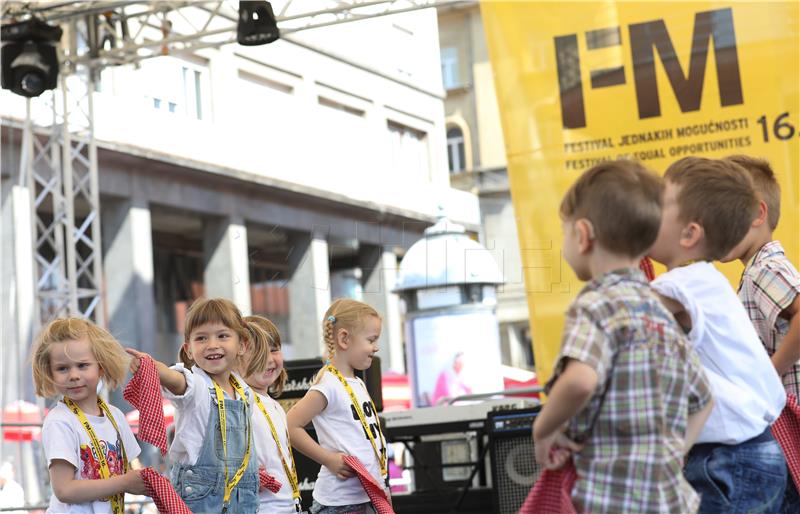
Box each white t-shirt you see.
[309,371,388,507]
[162,364,253,466]
[42,401,141,513]
[652,262,786,444]
[252,392,296,512]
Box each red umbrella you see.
[2,400,45,442]
[125,400,175,435]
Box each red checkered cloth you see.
[140,467,193,514]
[518,461,577,514]
[342,455,394,514]
[259,466,282,494]
[772,394,800,490]
[123,355,168,455]
[639,257,655,281]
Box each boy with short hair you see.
[649,156,787,514]
[533,160,713,513]
[720,154,800,512]
[721,155,800,396]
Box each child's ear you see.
[181,342,192,360]
[575,218,595,254]
[679,222,704,249]
[336,328,350,351]
[752,200,768,228]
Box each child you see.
[719,155,800,512]
[287,299,387,514]
[241,315,300,513]
[649,156,787,514]
[533,160,713,514]
[126,298,269,513]
[32,318,145,513]
[721,155,800,397]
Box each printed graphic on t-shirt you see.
[350,401,387,462]
[79,438,124,480]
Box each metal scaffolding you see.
[3,0,464,327]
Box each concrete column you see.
[203,216,252,316]
[101,196,158,359]
[1,181,42,503]
[360,246,404,373]
[287,233,331,359]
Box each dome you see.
[394,216,504,292]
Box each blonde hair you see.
[313,298,381,384]
[245,315,287,397]
[32,318,127,398]
[178,298,254,371]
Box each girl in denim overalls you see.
[127,298,270,513]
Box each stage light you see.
[1,18,63,98]
[237,1,279,46]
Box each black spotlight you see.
[1,18,63,98]
[237,1,279,46]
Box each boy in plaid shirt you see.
[720,155,800,512]
[650,156,787,514]
[533,160,713,513]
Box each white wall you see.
[0,8,478,226]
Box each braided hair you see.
[313,298,381,384]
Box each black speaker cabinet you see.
[487,407,542,514]
[279,357,383,413]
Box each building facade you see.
[0,8,481,410]
[437,2,534,369]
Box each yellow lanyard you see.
[212,375,252,509]
[326,365,388,481]
[64,397,128,514]
[253,393,302,512]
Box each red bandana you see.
[123,355,168,455]
[342,455,394,514]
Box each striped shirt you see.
[547,268,710,514]
[738,240,800,402]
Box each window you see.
[388,121,430,182]
[441,47,460,90]
[447,126,466,173]
[393,23,414,78]
[318,96,365,117]
[143,57,209,121]
[182,67,203,120]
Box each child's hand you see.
[534,431,582,470]
[123,469,148,495]
[125,348,148,375]
[324,452,354,480]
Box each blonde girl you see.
[33,318,145,513]
[239,315,300,513]
[287,299,388,514]
[126,298,268,514]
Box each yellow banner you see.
[482,1,800,384]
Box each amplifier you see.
[487,408,541,514]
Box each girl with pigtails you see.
[287,299,389,514]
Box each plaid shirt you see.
[738,241,800,402]
[547,268,711,514]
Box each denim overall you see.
[171,388,259,513]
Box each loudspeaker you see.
[292,425,319,510]
[487,408,542,514]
